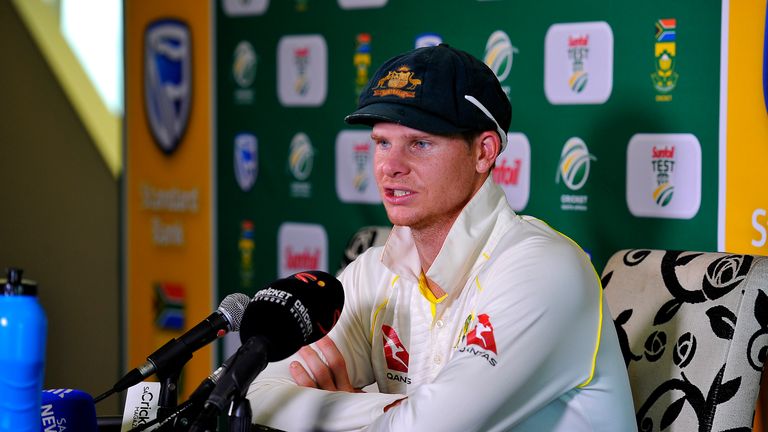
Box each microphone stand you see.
[155,353,191,426]
[228,394,252,432]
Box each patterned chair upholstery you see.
[601,249,768,431]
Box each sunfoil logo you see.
[651,145,675,207]
[626,133,700,219]
[556,137,596,191]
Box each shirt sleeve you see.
[247,249,405,431]
[365,239,602,432]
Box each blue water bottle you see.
[0,268,47,431]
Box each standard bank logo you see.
[545,21,613,104]
[335,130,380,204]
[234,133,258,192]
[222,0,269,16]
[288,132,315,198]
[277,35,327,106]
[626,133,701,219]
[494,132,530,211]
[144,19,191,155]
[484,30,518,96]
[277,222,328,278]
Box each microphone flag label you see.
[121,382,161,431]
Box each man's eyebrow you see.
[370,132,432,141]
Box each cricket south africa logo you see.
[651,18,678,102]
[484,30,518,96]
[557,137,596,191]
[288,132,315,198]
[144,19,191,155]
[556,137,595,212]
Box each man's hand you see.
[289,336,362,393]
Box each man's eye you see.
[375,140,390,149]
[414,140,431,149]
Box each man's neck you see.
[411,221,453,278]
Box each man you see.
[247,44,636,431]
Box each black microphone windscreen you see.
[239,271,344,362]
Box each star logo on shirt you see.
[466,314,497,354]
[382,324,410,373]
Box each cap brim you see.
[344,102,468,135]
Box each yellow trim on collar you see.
[418,273,447,319]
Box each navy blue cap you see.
[345,44,511,149]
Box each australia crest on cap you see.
[372,65,422,99]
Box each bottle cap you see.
[0,268,38,296]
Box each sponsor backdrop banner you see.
[214,0,721,318]
[123,0,768,401]
[124,1,213,398]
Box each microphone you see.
[190,271,345,430]
[96,293,250,403]
[239,271,345,361]
[40,389,98,432]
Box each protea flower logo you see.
[289,132,314,181]
[484,30,517,95]
[556,137,596,191]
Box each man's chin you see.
[384,210,417,228]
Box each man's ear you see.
[475,131,500,174]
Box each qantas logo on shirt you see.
[457,313,498,366]
[382,325,409,373]
[466,314,497,353]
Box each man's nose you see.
[378,146,409,178]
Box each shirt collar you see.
[381,176,513,295]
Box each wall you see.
[0,1,121,416]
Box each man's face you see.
[371,122,486,231]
